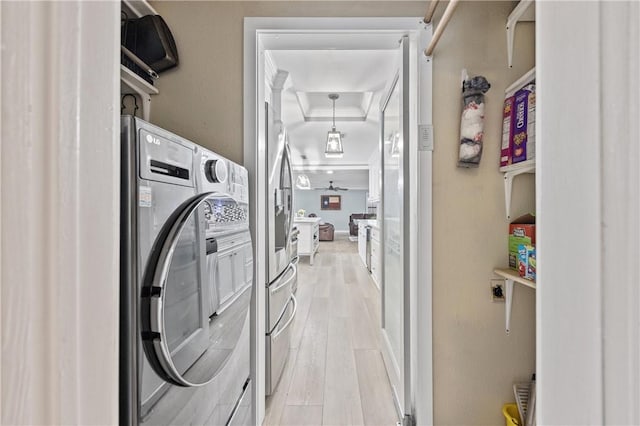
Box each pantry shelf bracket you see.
[494,268,536,334]
[506,0,535,67]
[507,24,516,68]
[504,278,514,334]
[504,173,514,220]
[502,162,535,219]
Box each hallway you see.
[264,234,398,426]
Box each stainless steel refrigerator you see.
[264,102,297,396]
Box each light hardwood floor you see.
[264,234,399,426]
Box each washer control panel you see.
[199,149,249,204]
[204,159,228,184]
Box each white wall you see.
[0,2,120,424]
[537,1,640,424]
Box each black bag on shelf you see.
[121,14,179,80]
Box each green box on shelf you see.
[509,213,536,270]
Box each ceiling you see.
[294,169,369,191]
[269,49,398,188]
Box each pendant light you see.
[325,93,344,158]
[295,174,311,190]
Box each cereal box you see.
[501,96,515,167]
[518,244,536,281]
[511,84,536,163]
[509,214,536,270]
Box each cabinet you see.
[369,224,381,289]
[358,223,367,265]
[294,218,320,265]
[356,220,381,289]
[368,148,381,202]
[120,0,159,121]
[215,233,253,314]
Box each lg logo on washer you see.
[145,133,161,145]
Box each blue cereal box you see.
[518,244,536,281]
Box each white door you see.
[380,35,412,424]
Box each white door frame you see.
[1,1,120,424]
[244,17,433,426]
[537,2,640,423]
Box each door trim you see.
[1,2,120,423]
[379,36,411,419]
[244,17,433,426]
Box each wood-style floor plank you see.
[328,272,350,319]
[279,405,323,426]
[322,316,364,426]
[347,290,379,350]
[265,234,397,426]
[354,349,399,426]
[312,266,332,298]
[286,297,329,406]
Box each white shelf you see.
[494,268,536,289]
[121,65,158,96]
[120,65,158,121]
[494,268,536,334]
[505,67,535,97]
[501,66,536,219]
[506,0,535,67]
[500,158,535,174]
[121,0,158,121]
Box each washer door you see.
[141,192,251,387]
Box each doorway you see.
[244,18,433,426]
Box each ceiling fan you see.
[315,180,349,191]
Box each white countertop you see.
[294,217,322,223]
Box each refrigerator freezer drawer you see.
[265,295,297,395]
[266,262,296,331]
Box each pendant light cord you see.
[328,93,339,131]
[332,97,336,130]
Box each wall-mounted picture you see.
[321,195,341,210]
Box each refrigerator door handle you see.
[284,144,294,239]
[273,295,297,340]
[269,263,297,295]
[275,188,284,209]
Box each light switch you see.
[418,124,433,151]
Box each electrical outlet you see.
[491,279,505,302]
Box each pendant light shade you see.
[325,94,344,158]
[295,174,311,190]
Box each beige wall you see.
[429,3,536,424]
[149,1,535,424]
